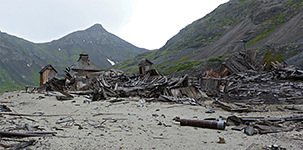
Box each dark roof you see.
[39,64,58,74]
[70,53,101,71]
[138,59,153,66]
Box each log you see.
[0,101,13,103]
[24,124,33,131]
[56,96,73,101]
[0,131,55,138]
[10,140,36,150]
[68,90,94,95]
[93,112,123,117]
[0,112,76,117]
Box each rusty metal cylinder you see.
[179,119,225,130]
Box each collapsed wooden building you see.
[38,50,303,107]
[38,54,207,104]
[65,53,102,90]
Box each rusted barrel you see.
[179,119,225,130]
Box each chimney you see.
[78,52,89,62]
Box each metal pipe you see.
[179,119,225,130]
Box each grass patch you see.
[162,60,202,73]
[263,51,283,67]
[235,0,253,8]
[29,67,40,85]
[177,56,192,63]
[248,28,275,47]
[207,58,223,62]
[0,68,23,93]
[291,1,303,8]
[195,35,205,42]
[127,67,138,74]
[207,54,227,62]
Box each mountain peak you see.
[86,23,106,33]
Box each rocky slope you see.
[0,24,147,92]
[115,0,303,75]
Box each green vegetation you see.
[29,67,40,86]
[291,1,303,8]
[142,50,157,60]
[207,58,223,62]
[206,54,227,62]
[263,51,283,67]
[0,23,147,90]
[195,35,205,42]
[247,0,303,48]
[247,28,275,47]
[155,61,170,69]
[114,58,137,71]
[273,14,287,25]
[0,68,23,93]
[177,56,192,63]
[162,60,202,73]
[127,67,138,74]
[3,0,303,89]
[235,0,253,8]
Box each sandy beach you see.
[1,90,303,150]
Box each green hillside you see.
[0,24,147,92]
[114,0,303,76]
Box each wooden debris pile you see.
[227,115,303,136]
[89,69,130,100]
[40,69,206,105]
[271,61,303,79]
[91,71,205,104]
[196,51,303,112]
[222,64,303,105]
[221,51,257,75]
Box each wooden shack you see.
[138,59,154,76]
[39,64,57,86]
[69,53,101,78]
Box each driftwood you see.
[69,90,94,95]
[56,96,73,101]
[0,101,13,103]
[102,118,128,121]
[158,95,199,105]
[0,112,76,117]
[10,139,36,150]
[93,112,123,117]
[0,131,56,138]
[108,99,125,103]
[24,124,33,131]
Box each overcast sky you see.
[0,0,229,50]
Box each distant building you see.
[68,53,101,78]
[65,53,102,91]
[138,59,159,76]
[138,59,153,76]
[39,64,57,86]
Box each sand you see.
[1,90,303,150]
